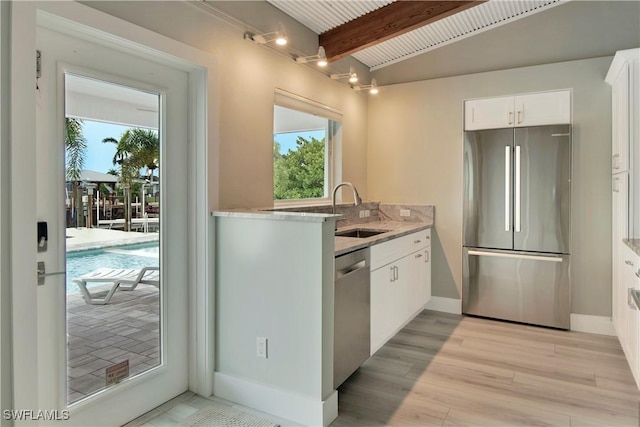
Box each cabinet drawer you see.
[371,229,430,270]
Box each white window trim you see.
[273,89,342,206]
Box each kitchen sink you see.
[335,228,390,238]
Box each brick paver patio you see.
[66,283,160,403]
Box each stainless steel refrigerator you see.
[463,125,571,329]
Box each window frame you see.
[273,89,342,206]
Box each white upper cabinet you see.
[464,90,571,130]
[464,96,514,130]
[514,91,571,127]
[608,57,632,174]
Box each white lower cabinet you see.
[370,229,431,355]
[617,245,640,388]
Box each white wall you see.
[214,215,336,425]
[83,1,370,209]
[0,1,10,423]
[368,57,613,317]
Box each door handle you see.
[425,250,429,263]
[505,146,511,232]
[517,110,522,124]
[37,261,66,286]
[508,111,513,125]
[515,145,521,233]
[468,250,563,263]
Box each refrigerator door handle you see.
[468,250,563,263]
[515,145,521,232]
[505,146,511,232]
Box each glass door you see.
[31,19,190,425]
[64,74,162,404]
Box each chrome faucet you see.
[332,182,362,215]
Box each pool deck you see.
[67,284,160,404]
[66,227,160,403]
[67,227,159,252]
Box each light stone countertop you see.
[624,239,640,256]
[212,203,434,256]
[335,219,433,257]
[211,209,340,223]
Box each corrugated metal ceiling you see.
[267,0,565,70]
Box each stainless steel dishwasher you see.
[334,248,370,388]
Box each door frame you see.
[9,0,217,416]
[0,2,10,421]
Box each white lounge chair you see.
[72,267,159,305]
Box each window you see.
[273,90,342,203]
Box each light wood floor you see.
[130,310,639,427]
[331,310,640,427]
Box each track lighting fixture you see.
[355,78,379,94]
[330,67,358,84]
[295,46,328,67]
[244,23,288,46]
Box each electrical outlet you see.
[256,337,268,359]
[359,210,365,218]
[364,210,371,218]
[400,209,411,217]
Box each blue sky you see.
[82,120,132,173]
[274,130,325,154]
[81,121,325,173]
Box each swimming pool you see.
[66,242,159,292]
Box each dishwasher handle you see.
[336,260,367,279]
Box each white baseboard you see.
[213,372,338,427]
[424,300,614,336]
[570,313,616,336]
[424,296,462,314]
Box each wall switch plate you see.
[359,209,371,218]
[400,209,411,217]
[256,337,268,359]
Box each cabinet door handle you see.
[394,266,399,281]
[636,270,640,278]
[613,154,620,170]
[425,250,430,263]
[508,111,513,125]
[415,253,422,259]
[390,265,394,283]
[517,110,522,124]
[625,260,634,266]
[414,239,421,244]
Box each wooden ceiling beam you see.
[319,1,486,63]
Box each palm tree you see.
[103,128,159,231]
[65,118,87,227]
